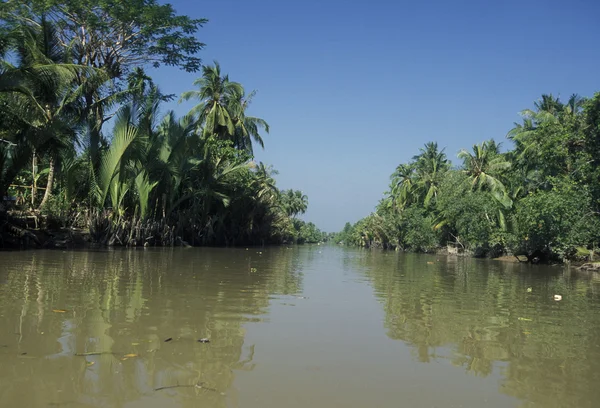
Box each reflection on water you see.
[0,248,303,407]
[1,246,600,407]
[353,251,600,408]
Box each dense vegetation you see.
[335,93,600,262]
[0,0,325,247]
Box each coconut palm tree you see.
[252,162,279,202]
[412,142,449,207]
[458,140,509,190]
[458,139,512,208]
[280,189,308,218]
[228,89,270,155]
[180,61,243,139]
[294,190,308,215]
[180,62,270,155]
[390,163,416,210]
[2,19,94,209]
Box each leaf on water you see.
[131,342,140,346]
[518,317,533,321]
[526,287,532,293]
[52,309,68,313]
[123,354,138,358]
[86,361,95,367]
[164,338,173,342]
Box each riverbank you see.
[0,206,326,249]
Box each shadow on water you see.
[349,249,600,408]
[0,247,304,407]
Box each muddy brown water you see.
[1,246,600,407]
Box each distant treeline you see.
[334,93,600,263]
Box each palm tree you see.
[508,95,564,144]
[149,110,196,218]
[294,190,308,215]
[412,142,449,207]
[180,61,243,139]
[180,62,270,155]
[458,139,512,208]
[228,89,270,155]
[2,19,92,209]
[252,162,279,202]
[390,163,416,210]
[458,140,509,190]
[533,94,563,115]
[564,93,585,116]
[280,189,308,218]
[507,93,586,181]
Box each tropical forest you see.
[334,93,600,263]
[0,0,325,248]
[2,2,600,408]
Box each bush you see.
[400,206,440,252]
[508,177,600,261]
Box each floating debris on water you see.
[155,382,218,392]
[198,338,210,343]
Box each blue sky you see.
[150,0,599,232]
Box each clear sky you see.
[149,0,600,232]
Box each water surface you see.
[1,246,599,407]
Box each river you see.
[0,246,599,407]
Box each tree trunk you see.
[31,150,37,207]
[38,157,55,210]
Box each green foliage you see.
[39,193,71,228]
[508,177,600,261]
[435,171,506,256]
[296,221,325,244]
[180,62,269,154]
[340,93,600,262]
[400,206,439,252]
[280,189,308,218]
[0,4,323,247]
[2,0,207,73]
